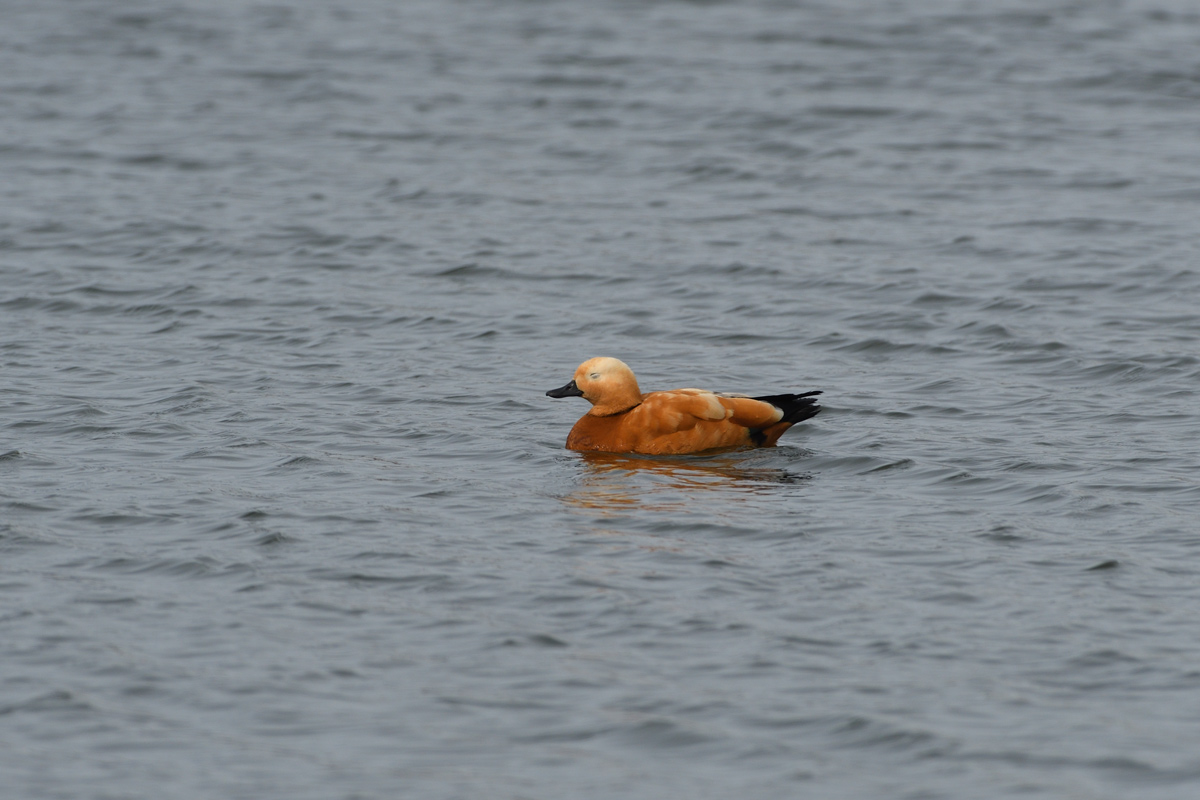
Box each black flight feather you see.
[745,391,822,445]
[753,391,823,425]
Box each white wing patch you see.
[705,394,728,420]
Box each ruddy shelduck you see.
[546,357,822,455]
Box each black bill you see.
[546,380,584,398]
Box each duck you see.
[546,357,821,455]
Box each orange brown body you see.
[547,357,821,455]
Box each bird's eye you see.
[590,373,601,380]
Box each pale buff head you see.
[546,356,643,415]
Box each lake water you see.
[3,1,1200,798]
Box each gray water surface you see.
[3,1,1200,798]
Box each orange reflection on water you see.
[562,450,811,516]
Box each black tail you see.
[753,391,822,425]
